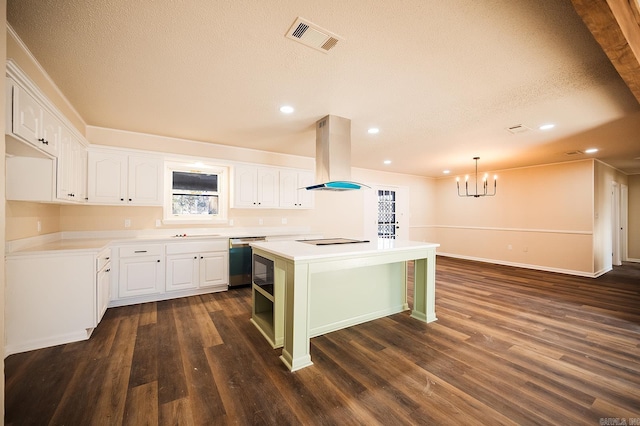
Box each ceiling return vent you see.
[285,17,342,53]
[506,124,531,134]
[565,150,584,156]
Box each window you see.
[172,171,219,215]
[164,162,228,224]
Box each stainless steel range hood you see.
[305,115,369,191]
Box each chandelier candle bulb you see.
[456,157,497,198]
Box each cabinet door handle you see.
[105,268,111,272]
[120,198,124,201]
[106,257,110,260]
[134,250,147,253]
[200,256,204,259]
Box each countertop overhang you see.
[250,239,440,262]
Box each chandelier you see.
[456,157,497,198]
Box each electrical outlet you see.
[258,218,263,225]
[155,219,161,227]
[37,220,42,233]
[281,218,287,225]
[124,219,131,228]
[229,219,234,226]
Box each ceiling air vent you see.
[506,124,531,134]
[285,17,342,53]
[565,150,584,156]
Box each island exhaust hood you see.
[305,115,369,191]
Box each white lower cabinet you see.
[165,240,229,292]
[5,249,107,356]
[166,253,199,291]
[117,244,164,298]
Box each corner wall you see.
[593,161,629,274]
[2,0,9,415]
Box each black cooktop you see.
[298,238,370,246]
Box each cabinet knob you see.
[200,256,203,259]
[157,259,161,263]
[129,198,132,202]
[194,256,197,259]
[38,138,44,142]
[120,198,124,201]
[106,268,111,272]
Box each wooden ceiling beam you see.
[570,0,640,103]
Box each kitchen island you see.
[250,238,439,371]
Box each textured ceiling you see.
[7,0,640,176]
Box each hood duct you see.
[305,115,369,191]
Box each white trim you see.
[6,26,87,130]
[627,258,640,263]
[437,252,599,278]
[432,225,592,235]
[6,60,88,145]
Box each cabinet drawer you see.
[166,239,228,255]
[119,245,163,258]
[96,248,112,271]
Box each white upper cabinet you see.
[128,155,163,205]
[233,165,315,209]
[57,127,88,202]
[88,149,163,205]
[279,170,314,209]
[9,81,60,157]
[233,165,279,208]
[5,69,89,204]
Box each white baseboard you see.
[626,257,640,263]
[437,252,599,278]
[5,328,93,357]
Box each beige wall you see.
[433,160,596,275]
[629,174,640,261]
[6,201,60,240]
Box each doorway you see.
[364,185,409,241]
[612,181,628,266]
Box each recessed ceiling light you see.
[279,105,294,114]
[539,123,555,130]
[368,128,380,134]
[443,170,450,174]
[383,160,391,165]
[585,148,598,154]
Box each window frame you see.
[163,161,229,225]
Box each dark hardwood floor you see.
[5,257,640,425]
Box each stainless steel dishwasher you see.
[228,236,266,287]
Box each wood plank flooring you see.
[6,257,640,425]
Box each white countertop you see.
[250,239,439,261]
[5,227,318,256]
